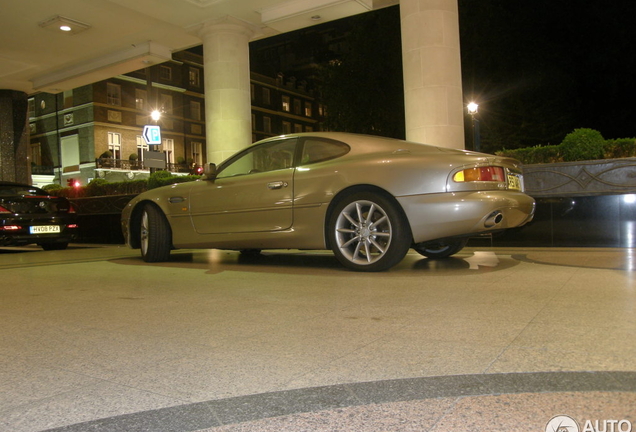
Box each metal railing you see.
[95,159,192,173]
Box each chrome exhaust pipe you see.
[484,211,503,228]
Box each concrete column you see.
[0,90,30,183]
[199,17,257,164]
[400,0,465,149]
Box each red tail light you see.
[1,225,21,231]
[68,203,77,214]
[453,166,505,183]
[0,205,11,214]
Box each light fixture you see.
[311,15,322,21]
[39,15,91,35]
[466,102,480,152]
[151,110,162,121]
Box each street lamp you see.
[467,102,480,152]
[150,110,162,122]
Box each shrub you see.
[496,145,561,164]
[147,170,201,189]
[604,138,636,159]
[42,184,64,193]
[559,128,605,162]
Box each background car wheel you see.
[240,249,262,256]
[40,242,68,251]
[140,204,171,262]
[328,192,411,272]
[413,238,468,259]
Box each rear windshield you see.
[0,185,49,197]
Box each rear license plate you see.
[30,225,61,234]
[507,174,522,191]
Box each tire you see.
[41,242,68,251]
[140,204,172,262]
[240,249,262,256]
[328,192,411,272]
[413,238,468,259]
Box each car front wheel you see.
[328,192,411,272]
[413,238,468,259]
[140,204,171,262]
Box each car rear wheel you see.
[328,192,411,272]
[413,238,468,259]
[140,204,171,262]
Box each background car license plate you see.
[30,225,61,234]
[507,174,522,191]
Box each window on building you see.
[162,138,174,164]
[136,135,148,162]
[282,121,291,134]
[160,65,172,81]
[190,100,201,121]
[304,102,312,117]
[28,98,35,118]
[30,142,42,166]
[282,95,290,112]
[262,88,271,105]
[63,90,73,109]
[263,116,272,133]
[191,142,202,166]
[294,99,301,115]
[188,67,200,87]
[294,124,303,133]
[135,89,146,110]
[107,83,121,106]
[108,132,122,159]
[160,94,173,114]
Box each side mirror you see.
[203,163,217,180]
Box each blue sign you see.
[142,125,162,145]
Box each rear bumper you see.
[397,191,535,244]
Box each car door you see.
[189,138,297,234]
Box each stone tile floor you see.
[1,245,634,431]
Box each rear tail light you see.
[453,166,505,183]
[1,225,22,231]
[0,205,11,214]
[67,224,79,229]
[68,203,77,214]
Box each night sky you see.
[246,1,636,151]
[459,0,636,150]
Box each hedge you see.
[497,128,636,164]
[43,171,201,198]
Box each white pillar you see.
[400,0,465,149]
[199,17,257,164]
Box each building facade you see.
[28,51,324,188]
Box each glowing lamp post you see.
[467,102,480,152]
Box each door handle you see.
[267,181,288,190]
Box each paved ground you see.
[1,245,635,431]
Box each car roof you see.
[0,181,39,188]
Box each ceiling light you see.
[39,16,91,35]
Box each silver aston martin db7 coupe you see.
[121,132,535,271]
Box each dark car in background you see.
[0,182,78,250]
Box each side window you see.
[217,139,297,178]
[300,138,350,165]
